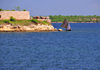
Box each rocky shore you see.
[0,24,57,32]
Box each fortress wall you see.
[0,11,30,20]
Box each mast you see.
[61,19,68,28]
[61,18,71,31]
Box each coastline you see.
[0,17,58,32]
[52,22,99,23]
[0,24,57,32]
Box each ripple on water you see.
[0,23,100,70]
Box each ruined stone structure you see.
[0,11,30,20]
[33,16,51,23]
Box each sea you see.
[0,23,100,70]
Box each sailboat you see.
[61,19,72,31]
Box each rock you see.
[58,29,63,31]
[0,23,57,32]
[0,25,3,28]
[54,28,58,31]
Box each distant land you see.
[49,15,100,23]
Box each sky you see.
[0,0,100,16]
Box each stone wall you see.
[0,11,30,20]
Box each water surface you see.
[0,23,100,70]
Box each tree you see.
[16,6,20,11]
[23,9,26,11]
[10,16,16,21]
[12,9,15,11]
[0,8,3,11]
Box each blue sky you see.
[0,0,100,16]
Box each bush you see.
[31,19,40,24]
[23,9,26,11]
[3,20,10,23]
[10,16,16,21]
[42,21,49,25]
[30,19,49,25]
[0,9,3,11]
[12,9,15,11]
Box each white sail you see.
[66,24,71,31]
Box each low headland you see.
[0,10,58,32]
[0,18,57,32]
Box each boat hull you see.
[66,29,72,31]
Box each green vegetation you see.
[9,20,32,26]
[42,21,50,25]
[3,20,10,23]
[1,20,32,26]
[49,15,100,23]
[0,7,27,11]
[16,6,20,11]
[31,19,50,25]
[0,8,3,11]
[23,9,26,11]
[10,17,16,21]
[0,18,50,26]
[0,20,5,25]
[11,9,16,11]
[31,19,40,24]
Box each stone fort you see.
[0,11,30,20]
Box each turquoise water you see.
[0,23,100,70]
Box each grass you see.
[10,20,32,26]
[0,20,4,25]
[31,19,50,25]
[41,21,50,25]
[0,19,50,26]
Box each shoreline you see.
[0,30,57,32]
[52,22,99,23]
[0,24,57,32]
